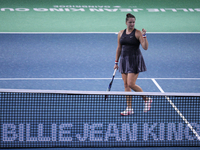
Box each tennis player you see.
[114,13,152,116]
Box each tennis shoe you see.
[144,98,153,113]
[121,107,134,116]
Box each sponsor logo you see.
[0,5,200,12]
[2,123,200,142]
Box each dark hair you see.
[126,13,136,22]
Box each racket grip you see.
[113,68,117,76]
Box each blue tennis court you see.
[0,33,200,150]
[0,33,200,93]
[1,0,200,149]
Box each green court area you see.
[0,0,200,32]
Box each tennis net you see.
[0,89,200,148]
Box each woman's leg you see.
[121,73,132,108]
[122,73,149,102]
[121,73,152,115]
[127,73,149,101]
[127,73,143,92]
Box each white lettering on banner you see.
[2,123,200,142]
[15,8,29,11]
[165,8,177,12]
[65,8,70,12]
[143,123,158,141]
[121,123,137,141]
[133,8,143,12]
[59,124,73,141]
[26,124,37,141]
[38,124,51,141]
[76,124,89,141]
[33,8,48,11]
[189,8,195,12]
[70,8,85,12]
[104,123,121,141]
[195,8,200,12]
[1,8,14,11]
[52,124,57,141]
[160,123,165,140]
[49,8,64,12]
[89,9,104,12]
[3,124,18,141]
[177,8,188,12]
[146,9,160,12]
[160,9,166,12]
[53,5,111,8]
[19,124,24,141]
[1,7,29,11]
[90,123,103,141]
[0,6,200,12]
[168,123,183,140]
[104,9,118,12]
[185,123,199,140]
[120,8,132,12]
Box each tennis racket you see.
[105,68,117,100]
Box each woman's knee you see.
[124,82,129,89]
[127,81,135,89]
[123,82,132,91]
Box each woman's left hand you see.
[142,28,146,35]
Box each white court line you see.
[151,78,200,141]
[0,32,200,34]
[152,78,200,80]
[0,77,200,80]
[0,78,116,80]
[151,79,165,93]
[0,32,118,34]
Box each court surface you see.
[0,33,200,93]
[0,0,200,150]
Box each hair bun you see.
[126,13,136,21]
[126,13,132,17]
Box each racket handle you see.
[113,68,117,76]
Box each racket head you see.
[105,95,109,100]
[107,82,112,91]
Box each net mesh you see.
[0,89,200,148]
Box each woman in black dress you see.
[114,13,152,116]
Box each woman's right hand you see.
[114,64,119,70]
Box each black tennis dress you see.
[119,29,147,74]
